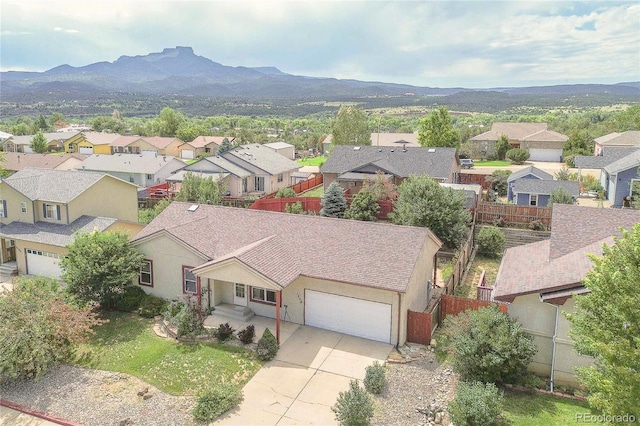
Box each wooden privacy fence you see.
[458,172,491,189]
[476,269,494,302]
[407,294,507,344]
[249,196,394,220]
[438,224,475,295]
[476,202,552,228]
[265,174,323,198]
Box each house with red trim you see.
[131,202,442,344]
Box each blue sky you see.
[1,0,638,88]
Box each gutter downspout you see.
[396,292,402,349]
[541,297,560,393]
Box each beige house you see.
[470,123,568,162]
[0,152,87,175]
[110,136,183,157]
[493,204,640,388]
[0,168,142,277]
[320,145,460,194]
[593,131,640,155]
[4,131,80,153]
[178,136,235,159]
[132,202,442,345]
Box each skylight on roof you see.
[187,204,199,212]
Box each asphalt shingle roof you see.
[573,146,640,169]
[471,123,548,141]
[0,215,117,247]
[223,143,300,175]
[3,168,107,203]
[506,165,553,182]
[595,130,640,146]
[76,154,185,174]
[512,179,580,197]
[133,202,441,292]
[493,204,640,301]
[11,131,79,145]
[320,145,457,179]
[603,149,640,174]
[1,152,87,171]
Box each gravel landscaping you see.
[1,342,456,426]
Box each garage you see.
[529,148,562,162]
[26,248,62,278]
[79,146,94,155]
[181,149,195,159]
[305,290,392,343]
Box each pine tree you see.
[320,182,347,218]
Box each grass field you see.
[455,254,502,298]
[502,389,599,425]
[297,156,327,166]
[74,312,261,395]
[474,160,511,167]
[298,186,324,197]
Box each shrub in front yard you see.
[448,381,503,426]
[114,285,146,312]
[164,300,204,338]
[192,383,242,422]
[441,306,536,385]
[138,294,168,318]
[216,323,235,342]
[332,380,374,426]
[506,148,530,164]
[363,361,386,395]
[256,328,279,361]
[237,325,255,344]
[476,226,506,258]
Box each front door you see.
[234,283,248,306]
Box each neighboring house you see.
[1,152,87,174]
[506,166,553,201]
[493,204,640,387]
[321,132,420,154]
[110,136,183,157]
[131,202,442,345]
[0,168,141,277]
[512,179,580,207]
[76,154,186,187]
[593,131,640,156]
[177,136,234,159]
[320,145,460,194]
[0,131,12,143]
[263,142,295,160]
[470,123,568,162]
[4,131,79,153]
[65,132,121,155]
[574,147,640,207]
[166,156,238,195]
[439,183,482,211]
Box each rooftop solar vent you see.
[187,204,199,212]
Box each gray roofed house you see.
[491,204,640,387]
[573,146,639,169]
[223,143,300,176]
[3,131,79,153]
[131,202,443,345]
[320,145,459,194]
[506,165,554,202]
[0,215,117,247]
[512,179,580,207]
[322,133,420,154]
[594,130,640,155]
[76,154,186,187]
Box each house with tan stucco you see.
[0,168,143,278]
[493,204,640,388]
[131,202,442,345]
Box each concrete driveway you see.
[215,326,393,425]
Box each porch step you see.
[0,262,18,276]
[212,304,255,322]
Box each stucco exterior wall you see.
[13,240,67,276]
[554,298,594,386]
[0,183,36,224]
[68,177,139,223]
[133,233,208,303]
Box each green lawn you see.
[455,254,502,298]
[474,160,511,167]
[297,156,327,166]
[502,389,600,425]
[298,186,324,197]
[74,312,261,395]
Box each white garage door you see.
[79,146,93,155]
[305,290,392,343]
[26,248,62,278]
[529,148,562,162]
[181,149,195,159]
[142,150,157,156]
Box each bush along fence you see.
[476,201,552,229]
[407,294,507,345]
[249,197,394,220]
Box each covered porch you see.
[203,308,299,345]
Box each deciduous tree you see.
[418,106,460,148]
[176,172,227,204]
[0,277,103,380]
[61,231,145,308]
[331,106,371,146]
[548,188,575,207]
[568,224,640,417]
[391,175,470,248]
[344,189,380,221]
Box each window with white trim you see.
[251,287,276,304]
[21,202,27,213]
[254,176,265,192]
[44,203,61,220]
[0,199,5,218]
[183,266,197,293]
[529,194,538,206]
[139,259,153,286]
[277,174,283,183]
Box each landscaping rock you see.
[143,393,153,400]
